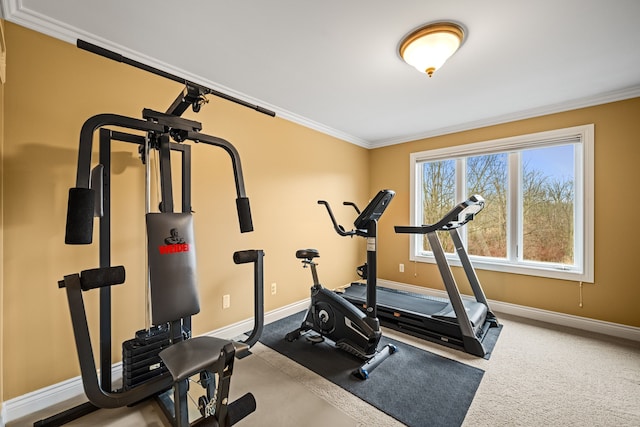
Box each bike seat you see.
[296,249,320,259]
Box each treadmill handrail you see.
[395,194,485,234]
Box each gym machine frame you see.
[36,40,270,426]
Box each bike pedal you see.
[306,335,324,344]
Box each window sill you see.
[411,254,592,283]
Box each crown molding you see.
[4,0,640,151]
[0,0,371,148]
[370,85,640,148]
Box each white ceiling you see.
[3,0,640,148]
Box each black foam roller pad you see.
[236,197,254,233]
[65,187,96,244]
[80,265,126,291]
[226,393,256,426]
[233,249,258,264]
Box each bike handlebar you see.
[317,200,356,237]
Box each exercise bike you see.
[285,190,397,379]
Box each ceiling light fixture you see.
[399,22,465,77]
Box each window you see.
[409,124,594,282]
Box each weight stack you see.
[122,324,171,390]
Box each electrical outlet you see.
[271,283,277,295]
[223,294,230,309]
[399,263,405,273]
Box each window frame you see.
[408,124,594,283]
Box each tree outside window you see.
[410,125,593,282]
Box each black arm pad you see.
[236,197,254,233]
[79,266,125,291]
[233,250,259,264]
[226,393,257,426]
[65,188,96,244]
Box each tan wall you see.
[3,19,640,406]
[1,22,369,399]
[371,97,640,327]
[1,18,5,415]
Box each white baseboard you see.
[2,363,125,424]
[377,279,640,342]
[6,287,636,425]
[207,299,309,341]
[1,299,309,425]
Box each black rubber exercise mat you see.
[259,311,485,427]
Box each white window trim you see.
[408,124,594,283]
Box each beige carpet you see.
[458,314,640,426]
[10,313,640,426]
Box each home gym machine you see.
[340,194,500,357]
[286,190,397,379]
[36,40,272,426]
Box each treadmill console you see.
[395,194,485,234]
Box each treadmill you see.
[339,194,500,357]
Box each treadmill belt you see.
[341,282,449,317]
[340,282,502,359]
